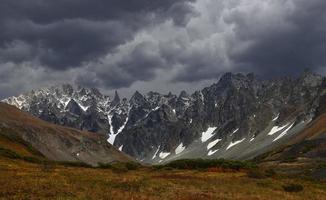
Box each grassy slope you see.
[0,102,109,142]
[287,113,326,144]
[0,103,133,165]
[256,114,326,163]
[0,134,43,158]
[0,157,325,200]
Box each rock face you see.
[2,71,325,163]
[0,103,133,166]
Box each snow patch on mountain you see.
[76,102,89,112]
[108,115,114,135]
[107,133,118,145]
[272,114,280,121]
[208,149,219,156]
[152,146,160,159]
[107,116,129,145]
[273,123,295,141]
[207,138,222,150]
[226,138,246,150]
[268,123,290,136]
[175,143,186,155]
[201,127,218,142]
[117,117,129,135]
[233,128,239,134]
[59,97,71,108]
[159,152,171,159]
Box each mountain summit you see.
[2,72,325,163]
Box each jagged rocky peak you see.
[165,91,177,99]
[147,91,161,97]
[49,84,102,100]
[90,87,103,98]
[217,72,258,89]
[179,90,190,99]
[165,91,176,99]
[299,68,324,87]
[150,104,178,122]
[61,84,74,95]
[130,91,147,106]
[121,97,128,104]
[66,99,83,115]
[191,90,204,102]
[146,91,164,107]
[147,91,162,100]
[111,91,121,107]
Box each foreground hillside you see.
[0,157,325,200]
[0,103,132,166]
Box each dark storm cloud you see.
[227,0,326,78]
[0,0,195,23]
[77,41,166,88]
[0,19,133,69]
[1,0,326,100]
[168,0,326,83]
[0,0,195,69]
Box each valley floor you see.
[0,158,326,200]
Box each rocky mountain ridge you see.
[2,71,325,163]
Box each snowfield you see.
[201,127,218,142]
[267,123,290,136]
[207,138,222,150]
[175,143,186,155]
[226,138,246,150]
[273,123,294,141]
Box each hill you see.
[0,103,132,166]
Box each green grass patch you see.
[98,161,142,172]
[283,184,304,192]
[0,129,44,157]
[0,147,21,159]
[154,159,257,170]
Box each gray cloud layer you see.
[0,0,325,99]
[0,0,195,69]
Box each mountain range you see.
[2,70,326,164]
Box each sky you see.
[0,0,326,99]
